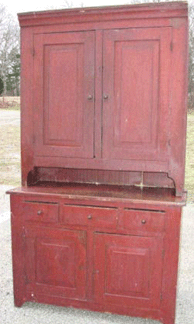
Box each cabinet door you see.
[24,226,87,300]
[93,233,163,309]
[33,31,95,159]
[102,28,171,164]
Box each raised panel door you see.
[24,226,87,300]
[94,233,164,309]
[33,31,95,159]
[102,28,171,165]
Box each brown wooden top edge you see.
[6,184,187,206]
[17,2,188,27]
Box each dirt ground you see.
[0,110,20,223]
[0,96,20,109]
[0,110,21,187]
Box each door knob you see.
[103,94,108,99]
[87,95,93,100]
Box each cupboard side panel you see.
[20,27,34,186]
[168,18,188,196]
[10,195,26,306]
[160,206,182,324]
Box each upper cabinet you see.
[18,3,188,195]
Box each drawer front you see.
[120,209,165,233]
[61,205,118,229]
[23,202,59,223]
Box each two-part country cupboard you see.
[8,2,188,324]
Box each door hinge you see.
[32,48,35,57]
[22,227,25,238]
[170,41,173,52]
[22,227,26,244]
[160,292,163,301]
[78,232,86,247]
[24,273,28,284]
[162,249,165,259]
[168,139,171,147]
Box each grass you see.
[0,123,21,186]
[0,96,20,110]
[0,98,193,202]
[185,110,194,203]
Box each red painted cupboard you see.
[8,2,188,324]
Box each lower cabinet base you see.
[9,185,185,324]
[15,294,175,324]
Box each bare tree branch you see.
[0,5,20,96]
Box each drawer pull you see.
[141,219,146,224]
[87,94,93,100]
[37,210,43,216]
[87,214,92,220]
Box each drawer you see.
[120,209,165,233]
[61,205,118,229]
[23,201,59,223]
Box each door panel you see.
[103,28,171,162]
[33,31,95,158]
[94,233,163,308]
[24,226,87,299]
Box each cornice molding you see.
[18,2,188,27]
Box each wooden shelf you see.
[7,183,186,206]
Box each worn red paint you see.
[8,3,188,324]
[18,2,188,195]
[9,185,185,324]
